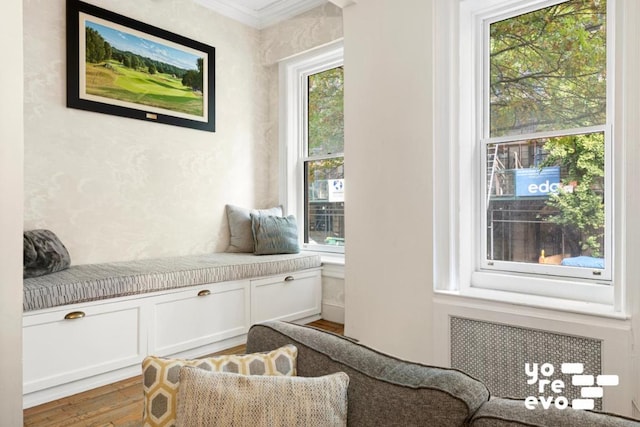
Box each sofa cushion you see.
[142,344,297,427]
[176,368,349,427]
[470,397,640,427]
[246,321,490,427]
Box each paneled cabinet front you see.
[250,269,322,324]
[23,299,145,394]
[23,269,318,407]
[149,280,250,356]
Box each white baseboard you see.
[23,364,141,409]
[322,302,345,324]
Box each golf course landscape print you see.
[67,0,215,131]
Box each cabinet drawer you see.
[23,301,144,393]
[251,269,321,324]
[150,280,250,356]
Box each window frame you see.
[433,0,625,311]
[478,1,613,283]
[279,40,345,255]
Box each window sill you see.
[302,250,344,266]
[434,287,629,320]
[310,252,344,267]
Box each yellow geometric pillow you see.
[142,344,298,427]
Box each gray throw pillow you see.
[226,205,283,253]
[251,214,300,255]
[23,229,71,278]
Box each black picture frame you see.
[67,0,215,132]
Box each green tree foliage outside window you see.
[308,67,344,157]
[490,0,606,137]
[307,67,344,185]
[542,133,605,256]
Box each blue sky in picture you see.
[86,20,200,71]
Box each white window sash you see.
[476,0,612,282]
[479,126,613,282]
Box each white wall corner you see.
[0,0,24,422]
[322,302,345,324]
[328,0,356,9]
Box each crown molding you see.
[194,0,329,29]
[328,0,356,8]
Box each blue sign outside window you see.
[515,167,561,197]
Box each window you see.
[280,41,344,254]
[481,0,611,282]
[432,0,617,306]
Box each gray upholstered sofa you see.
[246,321,640,427]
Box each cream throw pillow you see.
[176,368,349,427]
[142,344,297,427]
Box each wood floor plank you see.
[24,319,343,426]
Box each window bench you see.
[22,252,322,408]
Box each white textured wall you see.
[24,0,270,264]
[621,0,640,416]
[0,0,24,422]
[343,0,434,362]
[261,2,343,65]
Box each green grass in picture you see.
[85,60,204,117]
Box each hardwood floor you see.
[23,319,344,426]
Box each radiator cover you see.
[450,316,602,409]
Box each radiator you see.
[450,316,602,410]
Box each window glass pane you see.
[486,132,605,268]
[308,67,344,156]
[489,0,607,137]
[305,158,344,246]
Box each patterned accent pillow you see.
[251,214,300,255]
[142,344,298,427]
[176,368,349,427]
[225,204,283,253]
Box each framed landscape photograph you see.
[66,0,215,132]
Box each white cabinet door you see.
[251,269,321,324]
[150,280,250,356]
[23,299,145,394]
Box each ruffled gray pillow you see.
[251,214,300,255]
[23,229,71,278]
